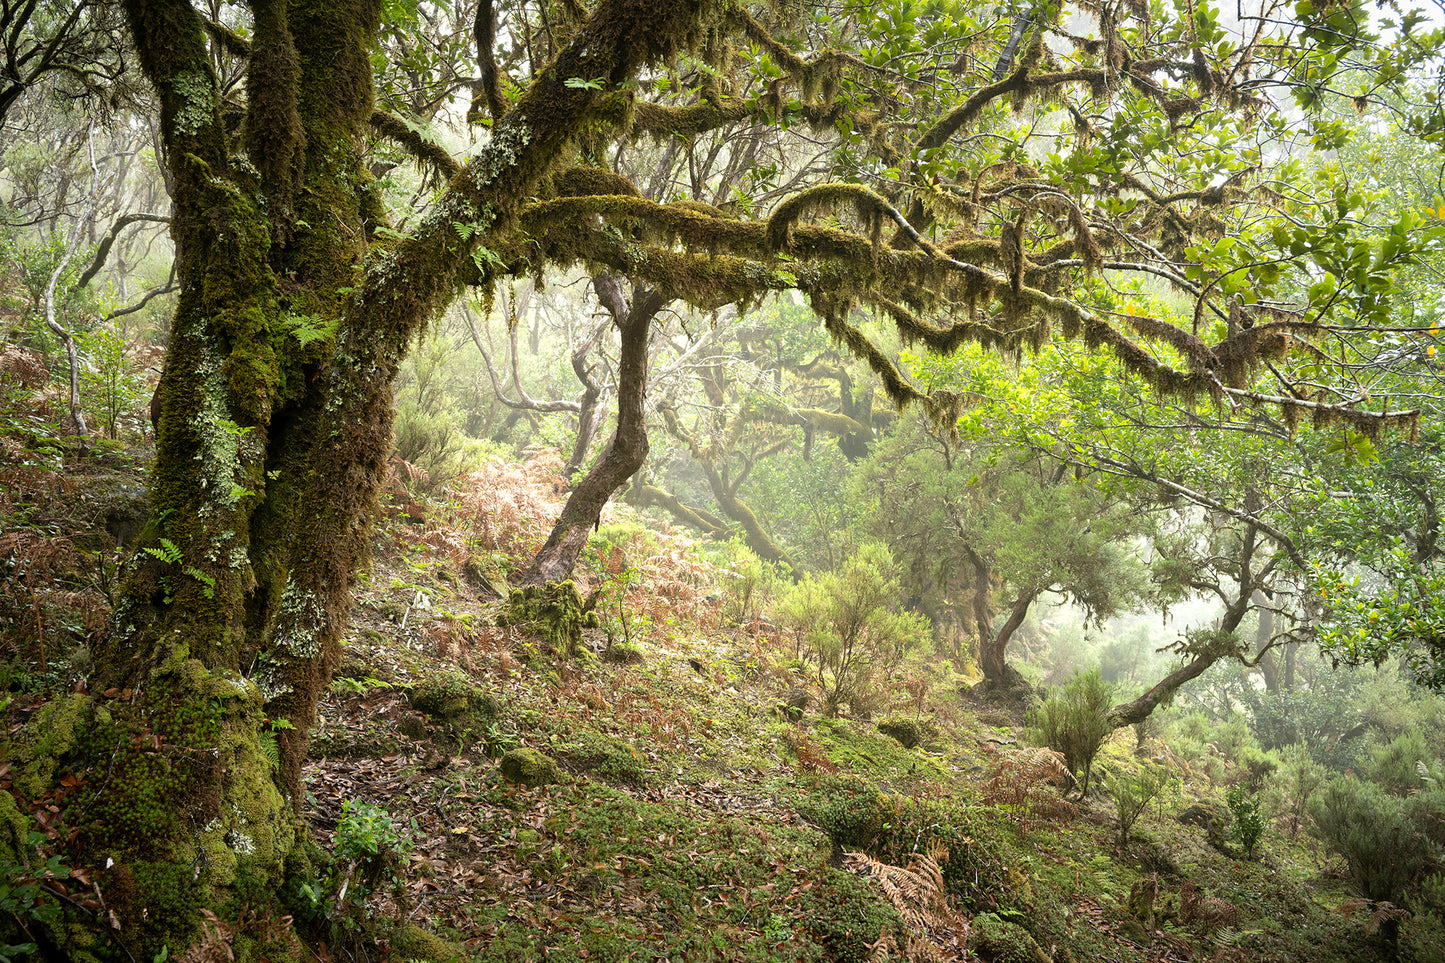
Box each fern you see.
[258,730,280,772]
[980,746,1077,832]
[847,841,969,961]
[279,311,338,348]
[142,537,183,565]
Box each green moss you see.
[794,868,901,963]
[972,912,1050,963]
[797,778,900,850]
[12,693,91,799]
[562,732,649,787]
[410,671,501,730]
[498,581,599,656]
[391,922,465,962]
[499,748,562,788]
[876,716,932,749]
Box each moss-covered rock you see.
[499,748,561,788]
[498,580,599,656]
[972,912,1051,963]
[391,922,465,962]
[876,716,933,749]
[562,732,649,787]
[1178,799,1231,852]
[798,778,900,850]
[602,641,645,665]
[409,670,500,732]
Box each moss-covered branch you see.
[369,108,462,179]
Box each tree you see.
[857,407,1154,689]
[11,0,1445,956]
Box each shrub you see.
[1115,764,1170,843]
[1310,776,1440,904]
[1363,731,1436,797]
[1226,783,1266,858]
[775,543,928,716]
[1031,668,1115,797]
[1270,742,1325,838]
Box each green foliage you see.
[293,801,412,953]
[718,538,778,624]
[140,538,215,601]
[798,778,900,850]
[1115,764,1171,843]
[1238,669,1366,770]
[1031,668,1115,797]
[1363,731,1438,796]
[0,833,70,960]
[333,800,409,865]
[775,543,927,716]
[1226,783,1266,859]
[1269,743,1327,839]
[75,325,147,439]
[1310,776,1442,904]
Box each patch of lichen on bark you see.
[499,581,600,657]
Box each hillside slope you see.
[0,439,1400,962]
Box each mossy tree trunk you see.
[521,275,664,585]
[19,0,711,955]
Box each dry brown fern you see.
[179,909,234,963]
[980,747,1077,831]
[1338,897,1409,937]
[783,729,839,774]
[847,840,970,961]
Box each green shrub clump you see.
[775,543,928,717]
[1032,668,1115,797]
[1309,776,1442,904]
[1226,783,1266,858]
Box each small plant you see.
[1115,764,1170,844]
[1226,783,1266,858]
[141,537,216,601]
[0,833,72,961]
[1031,668,1115,798]
[775,543,928,716]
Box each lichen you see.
[172,69,217,137]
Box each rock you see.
[971,912,1051,963]
[396,714,428,741]
[1128,875,1158,923]
[779,688,809,722]
[876,716,933,749]
[603,642,646,665]
[409,671,500,732]
[1178,799,1232,852]
[498,748,561,788]
[561,733,648,786]
[391,922,465,962]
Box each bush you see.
[1310,776,1440,904]
[1363,731,1436,797]
[1226,783,1266,858]
[1270,742,1325,838]
[1031,668,1115,797]
[1115,764,1171,843]
[775,543,928,716]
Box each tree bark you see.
[520,276,664,584]
[32,0,713,954]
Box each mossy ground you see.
[0,451,1415,961]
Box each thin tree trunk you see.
[521,276,663,584]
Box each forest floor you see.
[0,429,1392,963]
